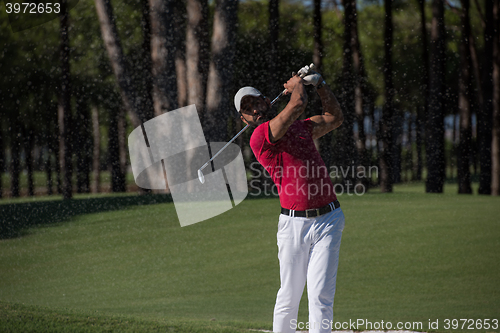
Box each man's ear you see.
[240,114,248,125]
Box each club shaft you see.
[199,124,250,172]
[271,89,287,105]
[270,64,313,105]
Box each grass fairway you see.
[0,183,499,332]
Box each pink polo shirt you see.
[250,119,337,210]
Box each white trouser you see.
[273,207,345,333]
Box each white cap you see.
[234,87,262,113]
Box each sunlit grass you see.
[0,183,499,332]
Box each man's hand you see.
[303,71,323,86]
[283,75,304,95]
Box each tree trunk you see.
[53,119,62,195]
[404,114,412,182]
[458,0,473,194]
[186,0,209,119]
[59,0,73,200]
[374,104,381,185]
[478,0,494,194]
[411,111,419,179]
[138,0,155,121]
[176,52,188,108]
[469,32,483,109]
[76,94,91,193]
[10,119,21,198]
[380,0,394,192]
[174,1,188,108]
[24,126,35,196]
[368,94,376,169]
[109,107,126,193]
[118,107,127,191]
[268,0,280,98]
[335,0,358,190]
[134,0,155,195]
[313,0,323,73]
[95,0,151,127]
[45,138,53,196]
[316,0,333,171]
[48,116,62,194]
[416,0,429,181]
[205,0,238,142]
[150,0,178,116]
[0,120,3,199]
[392,112,402,184]
[413,107,423,180]
[35,136,43,173]
[491,0,500,195]
[109,105,126,193]
[351,0,369,189]
[91,105,101,193]
[452,113,459,179]
[426,0,446,193]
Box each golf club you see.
[197,63,315,184]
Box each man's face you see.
[240,95,272,126]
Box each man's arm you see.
[308,84,344,140]
[268,75,308,143]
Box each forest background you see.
[0,0,499,200]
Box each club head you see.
[198,169,205,184]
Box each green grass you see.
[0,302,255,333]
[0,182,499,332]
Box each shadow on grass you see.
[0,190,284,239]
[0,194,173,239]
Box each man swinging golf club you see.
[234,67,345,333]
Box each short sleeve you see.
[302,118,315,136]
[263,122,279,146]
[250,122,276,161]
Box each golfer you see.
[234,69,345,333]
